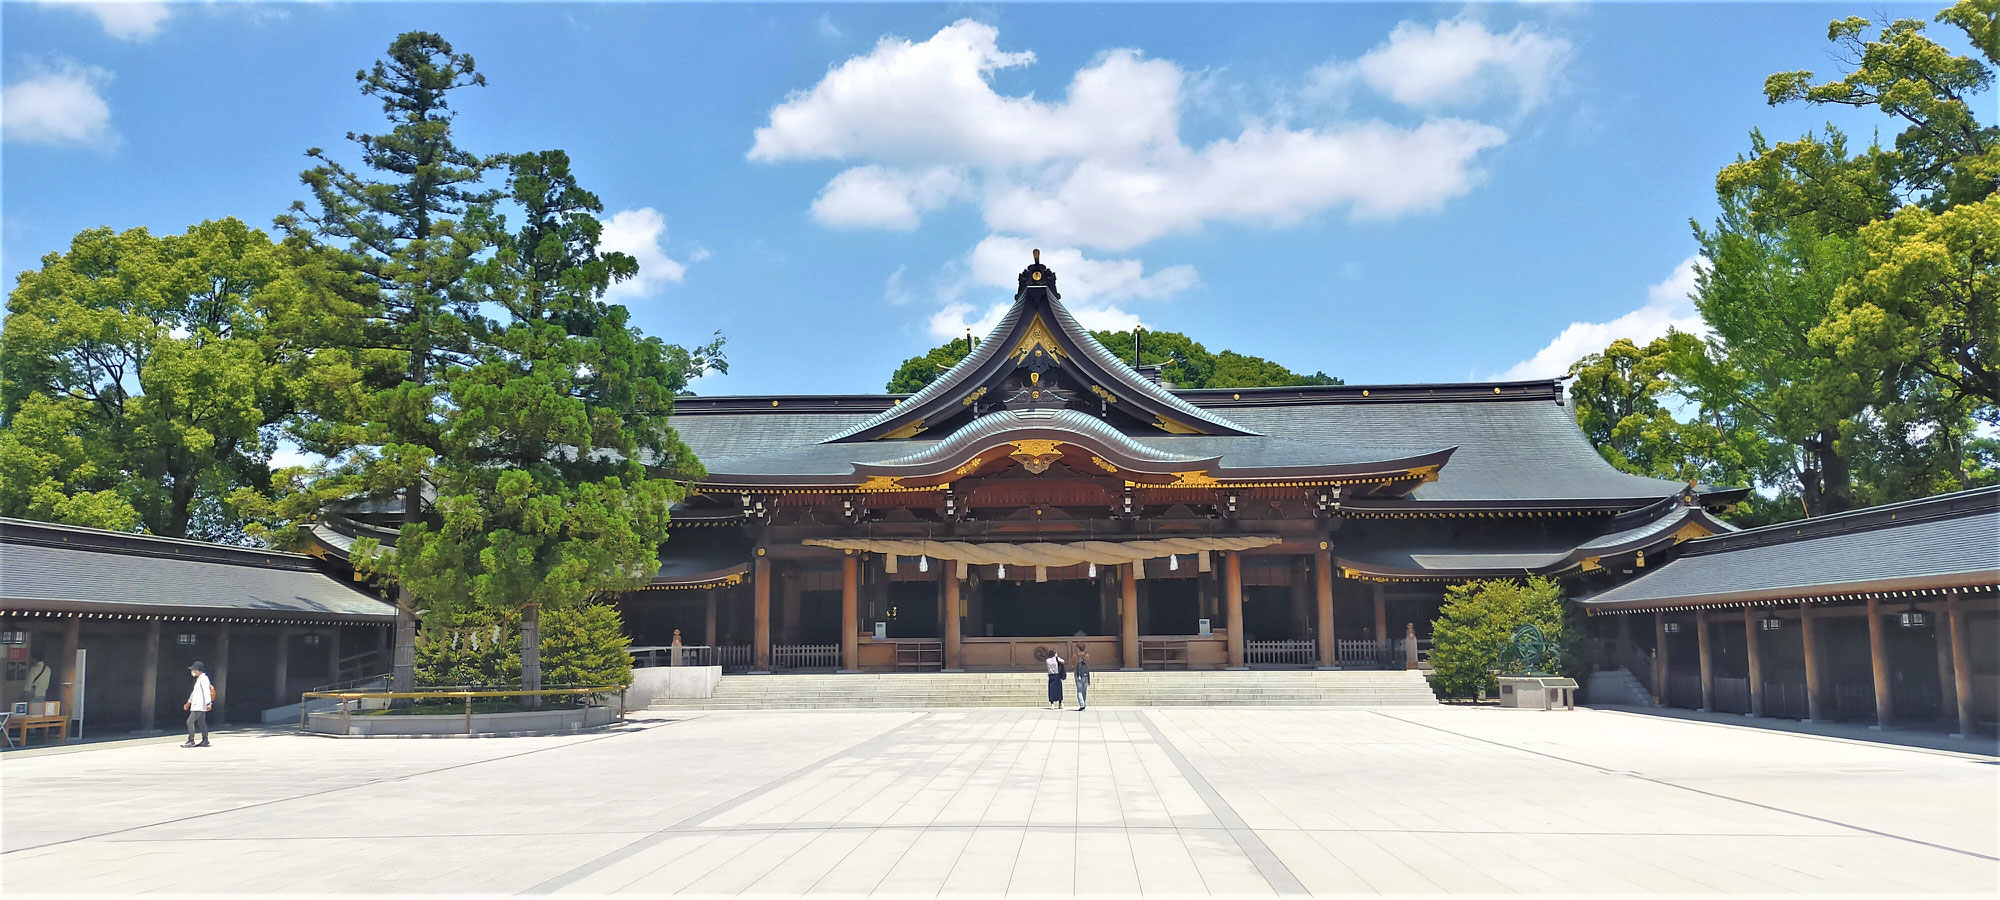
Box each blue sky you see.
[2,2,1967,396]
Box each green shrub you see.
[1427,577,1587,699]
[540,603,634,690]
[414,602,632,691]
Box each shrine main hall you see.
[589,254,1757,674]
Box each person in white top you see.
[1044,649,1065,709]
[182,661,214,748]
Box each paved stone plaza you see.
[3,706,1996,895]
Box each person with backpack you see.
[1044,648,1065,709]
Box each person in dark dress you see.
[1044,649,1064,709]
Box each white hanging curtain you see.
[801,535,1280,567]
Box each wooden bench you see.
[7,713,70,747]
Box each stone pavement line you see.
[522,711,933,895]
[0,724,649,856]
[1131,711,1308,896]
[1371,710,2000,864]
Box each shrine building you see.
[597,254,1752,674]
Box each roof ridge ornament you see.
[1018,249,1059,298]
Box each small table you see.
[7,714,71,746]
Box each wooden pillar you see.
[1801,602,1825,721]
[1652,611,1668,706]
[273,626,291,706]
[840,554,860,672]
[60,617,81,717]
[1935,603,1958,720]
[942,570,962,671]
[140,619,161,733]
[704,593,718,648]
[1372,583,1388,643]
[1121,563,1141,670]
[1866,593,1894,727]
[1949,593,1975,738]
[1315,549,1335,668]
[1223,552,1245,669]
[1696,610,1713,712]
[1742,607,1764,717]
[215,623,231,725]
[752,554,772,671]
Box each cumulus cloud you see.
[812,165,968,230]
[1,58,115,148]
[42,1,171,41]
[1344,18,1572,112]
[1494,255,1708,381]
[598,208,690,301]
[920,236,1196,340]
[751,19,1509,250]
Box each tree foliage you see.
[415,602,632,690]
[1,219,298,540]
[1426,577,1583,700]
[1571,1,1998,522]
[884,328,1340,393]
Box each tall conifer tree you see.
[276,32,504,692]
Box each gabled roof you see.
[825,256,1254,442]
[1579,486,2000,611]
[0,518,396,622]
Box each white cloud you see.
[1,58,115,148]
[811,166,968,230]
[1347,18,1572,112]
[1494,255,1708,381]
[817,13,842,40]
[751,19,1508,250]
[981,118,1506,249]
[598,208,690,301]
[42,1,170,42]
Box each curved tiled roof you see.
[871,408,1208,469]
[1580,487,2000,610]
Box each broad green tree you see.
[275,31,506,692]
[1572,1,1997,521]
[1,219,297,540]
[885,328,1340,393]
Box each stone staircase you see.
[1585,668,1654,707]
[651,669,1438,710]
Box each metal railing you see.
[1246,639,1316,667]
[298,685,627,736]
[335,649,387,684]
[773,643,839,671]
[628,644,752,671]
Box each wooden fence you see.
[1246,639,1316,667]
[774,643,840,671]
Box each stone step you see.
[651,669,1438,710]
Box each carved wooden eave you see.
[821,258,1256,442]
